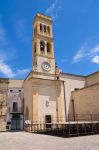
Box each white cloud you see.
[91,56,99,64]
[46,0,62,20]
[0,60,14,78]
[0,18,30,78]
[72,43,99,64]
[92,45,99,53]
[0,56,30,78]
[46,0,58,13]
[15,69,30,77]
[73,49,85,63]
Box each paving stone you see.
[0,132,99,150]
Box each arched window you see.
[40,24,43,31]
[47,43,51,53]
[40,41,45,53]
[47,26,50,34]
[44,25,47,32]
[13,102,18,112]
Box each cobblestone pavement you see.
[0,132,99,150]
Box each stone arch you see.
[40,41,45,53]
[13,102,18,112]
[44,25,47,32]
[47,42,51,53]
[40,23,43,32]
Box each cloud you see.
[92,45,99,53]
[0,60,14,78]
[46,0,62,20]
[91,56,99,64]
[0,18,30,78]
[73,49,85,63]
[46,0,58,13]
[14,18,30,44]
[15,69,30,77]
[72,43,99,64]
[0,55,30,78]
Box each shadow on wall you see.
[25,106,29,120]
[68,94,75,122]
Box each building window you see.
[10,90,13,93]
[44,25,46,32]
[74,88,79,91]
[47,43,51,53]
[19,90,21,92]
[40,41,45,52]
[47,26,50,34]
[57,76,59,80]
[34,43,36,53]
[13,102,18,112]
[40,24,43,31]
[45,115,52,129]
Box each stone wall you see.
[0,117,6,131]
[72,83,99,120]
[85,71,99,87]
[60,73,85,120]
[0,79,8,131]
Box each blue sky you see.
[0,0,99,78]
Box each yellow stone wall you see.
[56,81,63,123]
[24,74,33,122]
[86,72,99,86]
[72,84,99,120]
[8,79,23,88]
[60,73,85,119]
[32,89,38,123]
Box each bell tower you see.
[32,13,55,74]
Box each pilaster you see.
[56,81,63,123]
[32,89,38,123]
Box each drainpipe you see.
[63,81,67,122]
[56,80,59,123]
[23,97,24,130]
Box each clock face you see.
[42,62,51,72]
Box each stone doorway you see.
[45,115,52,129]
[11,114,21,130]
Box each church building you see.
[24,13,99,125]
[0,13,99,131]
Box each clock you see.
[41,62,51,72]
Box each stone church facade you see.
[0,13,99,131]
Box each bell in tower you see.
[32,13,55,74]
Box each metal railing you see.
[25,114,99,137]
[68,114,99,122]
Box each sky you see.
[0,0,99,79]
